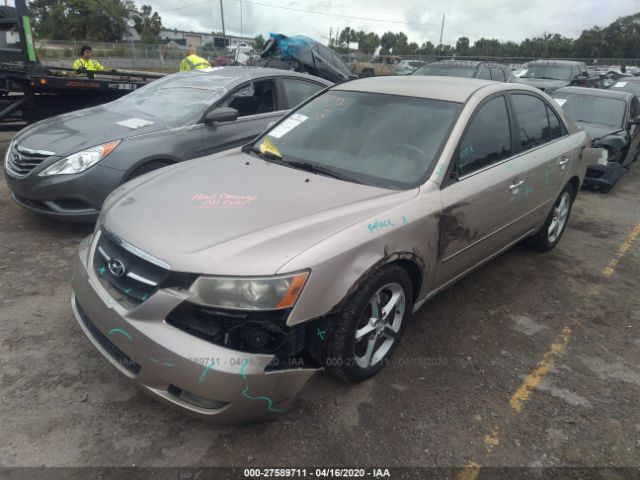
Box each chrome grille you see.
[93,229,170,305]
[5,144,55,178]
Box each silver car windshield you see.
[253,90,461,189]
[412,64,476,78]
[554,93,626,129]
[516,64,572,81]
[106,72,240,126]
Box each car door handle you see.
[558,158,570,166]
[509,180,524,191]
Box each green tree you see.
[417,41,435,55]
[394,32,409,54]
[379,31,396,54]
[455,36,470,55]
[29,0,137,42]
[133,4,162,44]
[254,34,266,51]
[358,32,380,55]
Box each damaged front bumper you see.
[70,236,320,423]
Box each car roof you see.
[554,86,634,101]
[429,59,482,67]
[524,60,582,66]
[175,66,333,85]
[333,75,505,102]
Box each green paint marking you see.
[107,328,132,341]
[240,359,285,412]
[150,358,160,363]
[198,361,215,383]
[316,328,326,340]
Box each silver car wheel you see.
[354,283,406,369]
[547,191,571,243]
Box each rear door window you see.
[491,68,506,82]
[456,96,512,176]
[281,78,325,108]
[511,94,552,150]
[477,68,491,80]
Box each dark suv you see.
[412,60,512,82]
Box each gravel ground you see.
[1,132,639,474]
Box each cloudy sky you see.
[138,0,638,45]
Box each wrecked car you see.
[513,60,602,94]
[254,33,355,83]
[552,86,640,192]
[4,66,331,221]
[72,76,594,422]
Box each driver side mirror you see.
[203,107,239,124]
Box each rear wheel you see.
[324,264,413,383]
[524,183,574,252]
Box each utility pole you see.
[439,13,445,47]
[240,0,243,39]
[219,0,226,46]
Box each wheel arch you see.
[123,157,178,182]
[328,252,425,315]
[566,175,581,199]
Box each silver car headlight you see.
[39,140,120,176]
[188,272,309,310]
[4,140,14,165]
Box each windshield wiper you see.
[575,119,593,124]
[281,159,363,184]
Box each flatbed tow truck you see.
[0,1,164,131]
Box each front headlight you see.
[188,272,309,310]
[39,140,120,176]
[4,140,14,166]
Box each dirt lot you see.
[1,131,640,474]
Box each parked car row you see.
[2,65,624,423]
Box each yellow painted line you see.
[456,461,481,480]
[509,326,572,413]
[457,222,640,474]
[602,223,640,278]
[483,426,500,452]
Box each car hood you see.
[102,149,418,275]
[575,122,623,142]
[513,78,569,92]
[13,104,171,157]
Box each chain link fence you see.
[34,39,230,71]
[34,39,640,74]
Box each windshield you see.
[515,63,572,81]
[412,63,476,78]
[250,90,461,189]
[106,71,240,127]
[553,93,626,129]
[611,81,640,97]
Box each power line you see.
[158,0,442,28]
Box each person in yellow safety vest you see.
[179,46,211,72]
[73,45,105,79]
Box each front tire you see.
[524,183,574,252]
[324,264,413,383]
